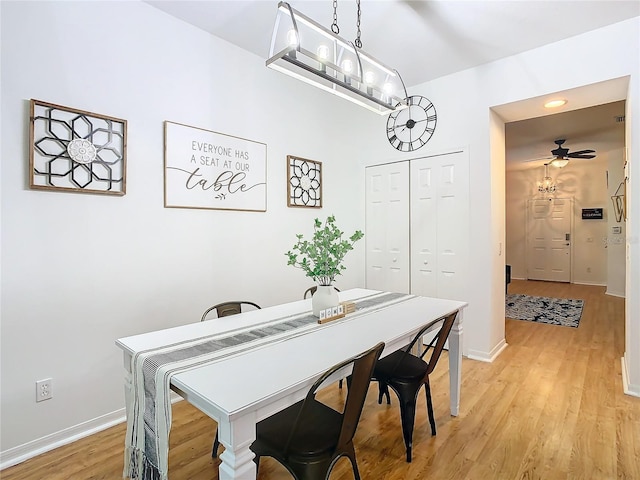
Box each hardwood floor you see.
[2,280,638,480]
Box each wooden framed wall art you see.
[287,155,322,208]
[29,99,127,195]
[164,121,267,212]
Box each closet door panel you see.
[410,163,437,296]
[435,154,469,299]
[365,163,409,293]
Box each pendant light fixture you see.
[266,1,409,114]
[538,163,557,194]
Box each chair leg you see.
[345,447,362,480]
[391,383,422,463]
[425,382,436,436]
[377,380,391,405]
[211,430,220,458]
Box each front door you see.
[527,197,572,282]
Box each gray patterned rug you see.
[505,294,584,328]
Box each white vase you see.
[311,285,339,317]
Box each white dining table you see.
[116,288,467,480]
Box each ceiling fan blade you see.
[523,155,554,163]
[568,154,596,159]
[568,149,595,156]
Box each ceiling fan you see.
[547,139,596,167]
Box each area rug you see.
[505,294,584,328]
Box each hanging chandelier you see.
[266,1,409,114]
[537,163,557,193]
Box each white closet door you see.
[365,162,410,293]
[411,151,469,298]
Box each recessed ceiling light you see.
[544,99,567,108]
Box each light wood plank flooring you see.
[2,280,638,479]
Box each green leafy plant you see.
[286,215,364,286]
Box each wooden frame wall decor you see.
[29,99,127,195]
[287,155,322,208]
[164,121,267,212]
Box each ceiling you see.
[505,100,626,171]
[146,0,637,168]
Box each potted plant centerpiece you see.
[286,215,364,316]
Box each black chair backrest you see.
[422,311,457,375]
[201,301,261,321]
[388,311,458,376]
[283,342,385,455]
[303,286,341,299]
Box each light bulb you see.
[364,71,375,95]
[381,82,394,104]
[316,45,329,73]
[342,59,353,85]
[364,71,375,84]
[317,45,329,60]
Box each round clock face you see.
[386,95,437,152]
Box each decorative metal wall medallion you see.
[287,155,322,208]
[67,138,97,164]
[29,99,127,195]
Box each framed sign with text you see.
[164,121,267,211]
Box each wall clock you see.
[386,95,437,152]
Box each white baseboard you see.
[0,408,126,470]
[605,290,626,298]
[0,393,184,470]
[621,356,640,398]
[572,281,607,287]
[467,339,508,363]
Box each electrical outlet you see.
[36,378,52,402]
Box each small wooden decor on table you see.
[317,301,356,324]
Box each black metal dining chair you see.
[372,311,458,462]
[250,341,385,480]
[201,300,261,457]
[303,285,340,299]
[200,301,261,322]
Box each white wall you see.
[360,19,640,375]
[0,0,379,463]
[607,148,627,297]
[506,157,616,287]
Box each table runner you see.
[123,291,414,480]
